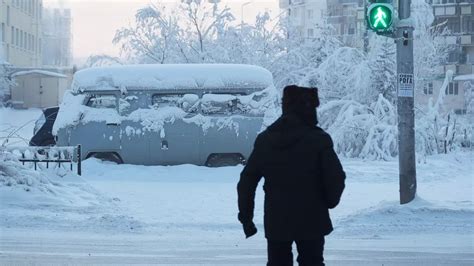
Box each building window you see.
[445,82,459,95]
[23,31,27,49]
[423,83,433,95]
[16,28,19,47]
[1,23,4,43]
[447,50,459,63]
[307,28,314,38]
[7,6,10,26]
[11,27,14,46]
[348,23,355,35]
[307,9,313,19]
[446,18,460,33]
[454,109,467,115]
[462,16,474,34]
[19,30,23,49]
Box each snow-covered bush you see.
[0,150,57,192]
[318,94,397,160]
[416,72,473,156]
[85,54,123,67]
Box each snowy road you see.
[1,231,472,265]
[1,153,473,265]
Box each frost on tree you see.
[0,61,14,105]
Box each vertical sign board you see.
[398,73,414,97]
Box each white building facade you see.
[0,0,43,67]
[416,0,473,115]
[279,0,327,38]
[42,7,72,67]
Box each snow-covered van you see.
[53,64,278,166]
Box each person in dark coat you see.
[237,85,346,266]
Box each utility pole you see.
[396,0,417,204]
[363,1,369,53]
[367,0,417,204]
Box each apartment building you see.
[279,0,327,38]
[417,0,473,115]
[42,7,72,67]
[325,0,365,47]
[0,0,43,67]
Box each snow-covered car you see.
[52,64,279,166]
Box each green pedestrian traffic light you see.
[367,3,394,33]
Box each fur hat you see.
[282,85,320,125]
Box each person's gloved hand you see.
[242,222,257,238]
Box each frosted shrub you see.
[0,150,56,193]
[415,72,473,156]
[0,61,14,105]
[319,94,397,160]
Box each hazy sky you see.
[43,0,280,64]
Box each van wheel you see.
[205,154,245,167]
[87,152,123,164]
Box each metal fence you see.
[1,145,82,176]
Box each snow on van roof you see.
[71,64,273,92]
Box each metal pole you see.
[396,0,417,204]
[77,144,82,176]
[363,1,369,53]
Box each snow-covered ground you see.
[1,108,473,265]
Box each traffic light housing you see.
[366,0,395,35]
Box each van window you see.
[152,94,184,108]
[152,94,199,113]
[201,94,240,115]
[86,95,117,109]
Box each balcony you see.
[460,35,472,45]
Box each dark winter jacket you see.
[237,114,346,241]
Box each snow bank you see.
[0,151,141,233]
[335,197,474,235]
[71,64,273,92]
